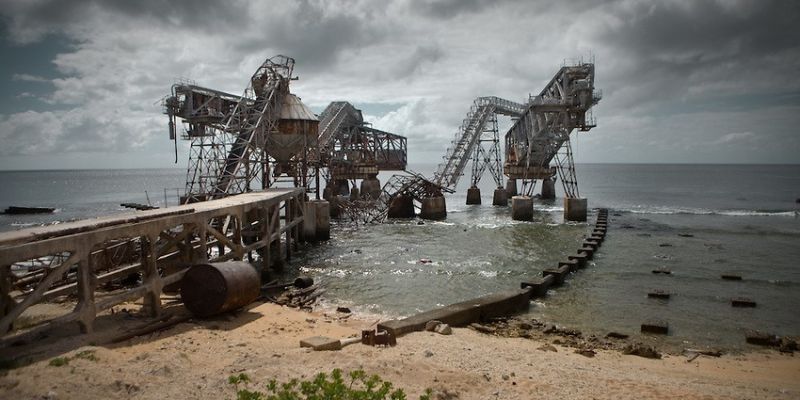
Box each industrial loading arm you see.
[433,96,525,190]
[503,62,601,198]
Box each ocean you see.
[1,164,799,351]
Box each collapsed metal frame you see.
[0,190,305,343]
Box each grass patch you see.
[48,357,69,367]
[229,369,432,400]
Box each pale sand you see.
[1,302,798,400]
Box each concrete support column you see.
[387,194,415,218]
[541,179,556,200]
[492,187,508,206]
[360,177,382,199]
[312,200,330,240]
[349,187,360,200]
[303,201,317,241]
[466,186,481,205]
[506,179,518,196]
[329,196,341,218]
[564,198,588,222]
[322,186,334,201]
[420,196,447,220]
[511,196,533,221]
[335,180,350,196]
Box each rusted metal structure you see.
[164,56,319,203]
[504,61,601,198]
[0,190,305,343]
[316,101,407,198]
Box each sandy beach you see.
[1,301,798,400]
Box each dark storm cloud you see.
[233,1,392,73]
[2,0,248,42]
[596,0,800,112]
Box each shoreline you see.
[2,301,798,400]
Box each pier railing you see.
[0,189,305,344]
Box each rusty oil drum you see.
[180,261,260,317]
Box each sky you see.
[0,0,798,170]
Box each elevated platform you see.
[0,189,306,343]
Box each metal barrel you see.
[180,261,260,317]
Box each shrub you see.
[228,369,432,400]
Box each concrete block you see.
[506,179,518,196]
[387,195,415,218]
[641,320,669,335]
[543,265,570,285]
[732,297,756,307]
[583,240,599,250]
[652,268,672,275]
[420,196,447,220]
[378,288,532,337]
[564,198,588,222]
[579,246,595,258]
[521,275,555,298]
[745,330,779,346]
[300,336,342,351]
[721,274,742,281]
[492,188,508,206]
[466,187,481,205]
[568,252,588,267]
[511,196,533,221]
[558,259,579,272]
[647,290,670,299]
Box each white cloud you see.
[0,0,798,168]
[11,73,49,83]
[714,131,755,144]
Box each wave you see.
[613,206,797,217]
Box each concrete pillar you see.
[466,186,481,205]
[349,187,360,200]
[312,200,330,241]
[506,179,518,196]
[360,177,382,199]
[492,187,508,206]
[322,186,334,201]
[541,179,556,200]
[564,198,588,222]
[420,196,447,220]
[335,180,350,196]
[387,194,415,218]
[303,201,317,241]
[329,196,341,218]
[511,196,533,221]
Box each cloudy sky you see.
[0,0,798,170]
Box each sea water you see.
[1,164,798,351]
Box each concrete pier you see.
[466,186,481,205]
[541,178,556,200]
[303,199,330,241]
[335,179,350,196]
[564,197,588,222]
[420,196,447,220]
[360,177,382,199]
[492,187,508,206]
[506,179,518,196]
[511,196,533,221]
[387,194,415,218]
[349,187,360,200]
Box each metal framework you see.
[504,61,601,197]
[469,113,503,188]
[164,55,303,203]
[433,96,525,189]
[0,190,305,342]
[316,101,407,181]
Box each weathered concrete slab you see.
[579,246,595,258]
[641,320,669,335]
[568,252,588,267]
[558,259,579,272]
[732,297,756,307]
[378,288,533,337]
[543,266,569,285]
[300,336,342,351]
[521,274,555,298]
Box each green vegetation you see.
[48,357,69,367]
[228,369,432,400]
[48,350,98,367]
